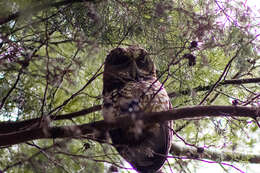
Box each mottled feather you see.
[102,46,173,173]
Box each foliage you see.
[0,0,260,172]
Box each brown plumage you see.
[102,46,172,173]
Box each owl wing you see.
[103,79,172,173]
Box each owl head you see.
[103,46,156,94]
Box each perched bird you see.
[102,46,173,173]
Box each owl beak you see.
[131,61,141,81]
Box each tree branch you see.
[199,48,241,105]
[0,105,259,147]
[0,68,23,110]
[171,143,260,163]
[48,70,103,115]
[2,76,260,134]
[2,140,69,172]
[0,105,102,134]
[168,77,260,97]
[0,0,92,25]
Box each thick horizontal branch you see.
[171,143,260,163]
[0,105,102,134]
[0,105,259,147]
[2,77,259,133]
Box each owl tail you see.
[110,121,172,173]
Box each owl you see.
[102,46,173,173]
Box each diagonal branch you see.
[199,49,241,105]
[0,68,23,110]
[2,139,70,172]
[199,34,260,105]
[0,105,259,147]
[48,69,103,115]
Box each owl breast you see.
[102,78,170,123]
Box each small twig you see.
[199,34,260,105]
[26,142,70,173]
[199,50,240,105]
[0,68,23,110]
[48,63,104,115]
[3,139,69,172]
[243,93,260,106]
[40,19,51,117]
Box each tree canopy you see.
[0,0,260,172]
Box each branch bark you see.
[168,77,260,97]
[0,105,102,134]
[171,143,260,163]
[2,76,260,133]
[0,105,258,147]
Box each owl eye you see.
[107,54,130,66]
[136,55,147,68]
